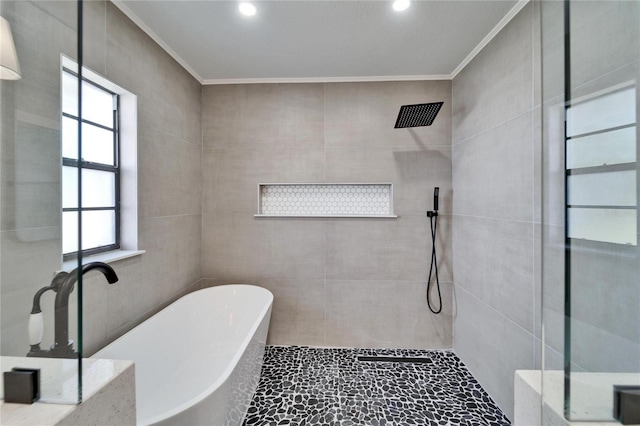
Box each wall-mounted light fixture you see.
[1,16,21,80]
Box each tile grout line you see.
[451,108,536,148]
[454,283,536,340]
[450,212,535,225]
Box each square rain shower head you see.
[394,102,444,128]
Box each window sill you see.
[61,249,145,272]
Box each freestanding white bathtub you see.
[92,285,273,426]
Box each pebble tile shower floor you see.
[242,346,511,426]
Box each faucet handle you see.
[28,312,44,346]
[27,284,55,353]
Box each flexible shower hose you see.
[427,212,442,314]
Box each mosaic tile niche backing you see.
[257,184,395,217]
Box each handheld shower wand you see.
[427,187,442,314]
[433,187,439,212]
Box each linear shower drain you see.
[356,356,433,363]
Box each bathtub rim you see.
[92,284,273,425]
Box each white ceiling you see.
[114,0,526,84]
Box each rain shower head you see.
[394,102,443,128]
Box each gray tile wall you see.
[451,3,539,420]
[0,1,202,357]
[202,80,453,349]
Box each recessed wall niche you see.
[255,183,396,218]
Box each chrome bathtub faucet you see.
[27,262,119,358]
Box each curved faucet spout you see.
[52,262,119,357]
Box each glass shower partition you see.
[541,0,640,422]
[0,0,84,404]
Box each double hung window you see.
[566,85,637,246]
[61,68,120,258]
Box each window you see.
[566,85,637,246]
[61,68,120,259]
[60,57,140,266]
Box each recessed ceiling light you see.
[239,2,256,16]
[392,0,410,12]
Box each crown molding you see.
[111,0,204,84]
[202,74,452,85]
[451,0,530,79]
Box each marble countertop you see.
[1,356,133,425]
[517,370,640,425]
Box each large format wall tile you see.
[452,4,533,144]
[1,1,67,234]
[541,257,565,357]
[1,120,61,231]
[203,84,324,150]
[325,146,452,215]
[325,214,452,283]
[138,125,202,219]
[569,1,639,90]
[139,215,202,302]
[534,223,543,339]
[325,81,451,149]
[326,215,430,282]
[453,285,535,420]
[452,215,534,333]
[452,113,534,222]
[104,4,147,96]
[570,318,640,373]
[202,147,325,215]
[83,0,107,74]
[221,278,327,347]
[568,247,640,371]
[451,3,538,419]
[326,280,452,348]
[202,213,326,282]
